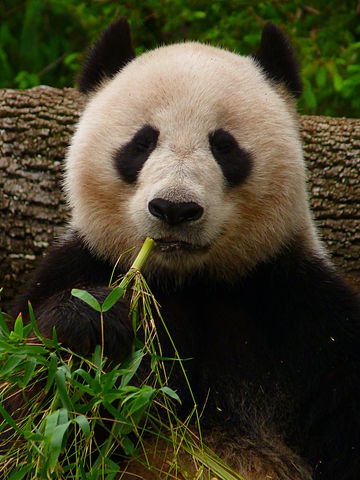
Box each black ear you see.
[78,18,135,94]
[253,23,302,98]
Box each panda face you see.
[65,42,314,280]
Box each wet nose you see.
[148,198,204,225]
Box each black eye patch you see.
[113,125,159,183]
[209,129,252,187]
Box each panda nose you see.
[148,198,204,225]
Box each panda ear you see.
[253,23,302,98]
[78,18,135,94]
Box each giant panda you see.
[13,18,360,480]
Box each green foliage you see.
[0,280,182,477]
[0,310,161,477]
[0,239,241,479]
[1,0,359,117]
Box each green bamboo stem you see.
[119,238,157,290]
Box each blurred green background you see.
[1,0,360,117]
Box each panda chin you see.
[155,238,208,253]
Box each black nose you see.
[148,198,204,225]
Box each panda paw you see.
[33,287,133,361]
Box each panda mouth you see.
[155,238,207,252]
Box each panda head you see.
[65,19,320,281]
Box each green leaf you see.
[71,289,101,312]
[101,286,124,312]
[102,368,122,391]
[43,408,70,469]
[243,33,261,47]
[23,430,43,442]
[8,464,33,480]
[44,410,60,439]
[103,400,128,421]
[52,326,59,348]
[93,344,104,381]
[303,80,317,110]
[73,367,95,387]
[0,309,10,336]
[22,322,33,337]
[344,73,360,86]
[99,391,124,403]
[127,387,155,416]
[333,73,343,92]
[58,407,69,426]
[120,350,144,387]
[64,52,81,66]
[315,66,327,88]
[103,457,121,475]
[28,301,43,340]
[0,403,24,434]
[122,435,136,456]
[0,354,26,377]
[46,352,58,391]
[160,386,181,403]
[193,11,206,19]
[21,357,37,387]
[348,65,360,73]
[55,367,73,411]
[13,315,24,338]
[48,422,71,469]
[14,71,39,89]
[79,463,87,480]
[75,414,90,439]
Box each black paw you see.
[34,287,133,361]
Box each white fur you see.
[64,42,323,280]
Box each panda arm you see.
[282,259,360,479]
[304,363,360,480]
[11,233,134,361]
[303,294,360,480]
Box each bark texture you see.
[0,87,359,309]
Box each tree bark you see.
[1,87,359,309]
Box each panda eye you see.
[209,130,237,154]
[114,125,159,184]
[134,127,158,152]
[209,129,252,187]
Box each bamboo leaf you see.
[48,422,71,469]
[46,352,58,392]
[120,350,144,387]
[21,357,37,387]
[0,403,24,434]
[44,410,60,439]
[71,289,101,312]
[122,435,136,456]
[101,286,124,312]
[0,309,9,336]
[55,367,73,411]
[28,301,43,340]
[160,386,181,403]
[0,354,26,378]
[8,464,33,480]
[103,457,121,475]
[127,387,155,416]
[75,414,90,439]
[13,315,23,338]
